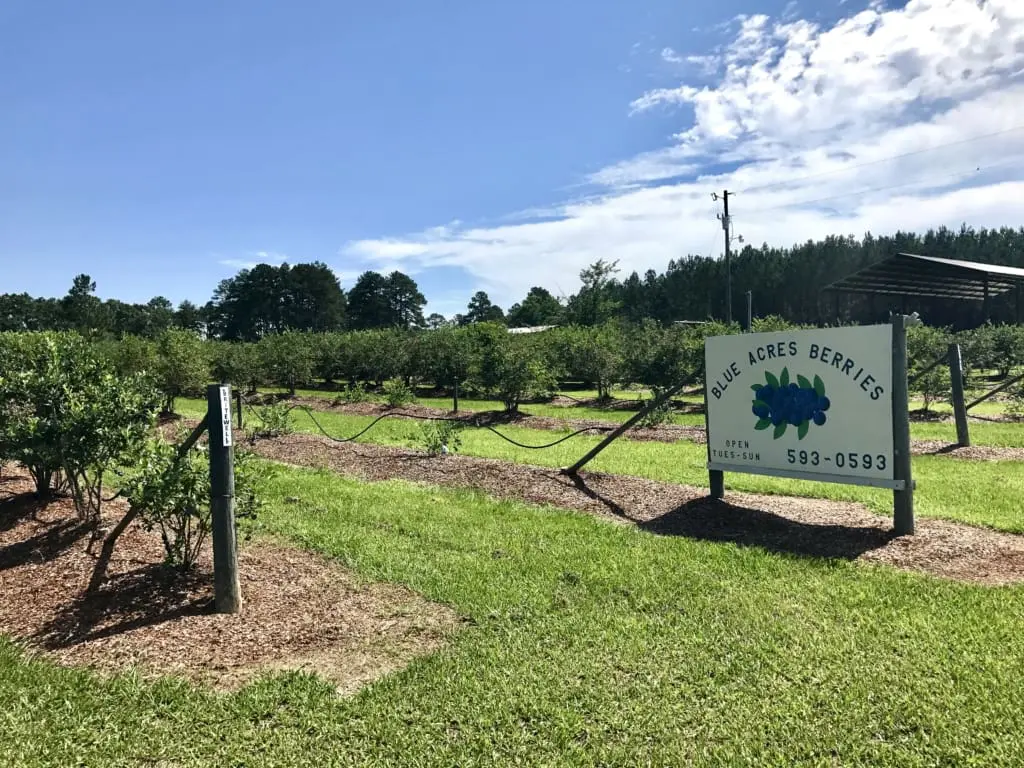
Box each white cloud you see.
[341,0,1024,308]
[661,47,685,64]
[219,250,289,271]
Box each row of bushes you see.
[0,332,260,571]
[93,321,735,414]
[10,319,1024,420]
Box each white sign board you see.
[705,324,899,489]
[218,385,233,447]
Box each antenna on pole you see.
[714,190,733,324]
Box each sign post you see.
[704,321,914,534]
[891,316,914,535]
[207,384,241,613]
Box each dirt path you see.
[247,431,1024,587]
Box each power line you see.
[733,124,1024,196]
[735,155,1024,216]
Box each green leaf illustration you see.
[780,367,790,387]
[764,371,780,389]
[797,374,812,390]
[754,418,771,430]
[750,384,761,392]
[752,399,769,411]
[813,375,825,398]
[797,420,809,440]
[773,422,787,439]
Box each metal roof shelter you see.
[825,252,1024,322]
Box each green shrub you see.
[123,437,263,571]
[333,381,371,405]
[990,324,1024,378]
[750,315,800,333]
[211,341,264,394]
[0,331,160,520]
[155,329,210,414]
[556,324,625,401]
[412,419,464,456]
[250,402,294,439]
[258,331,315,395]
[382,377,415,408]
[907,325,952,413]
[638,387,674,427]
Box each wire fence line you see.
[242,400,615,451]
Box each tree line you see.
[2,225,1022,338]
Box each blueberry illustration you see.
[818,396,830,412]
[788,412,802,427]
[812,410,827,426]
[757,385,774,402]
[771,412,785,426]
[752,402,770,419]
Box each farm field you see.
[255,384,1018,432]
[3,462,1024,766]
[258,385,708,426]
[4,327,1024,766]
[178,396,1024,532]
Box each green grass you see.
[4,465,1024,765]
[909,396,1008,417]
[908,419,1024,447]
[182,399,1024,532]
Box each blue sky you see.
[3,0,1024,317]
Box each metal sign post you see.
[207,384,241,613]
[891,316,914,535]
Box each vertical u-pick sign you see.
[218,385,233,447]
[705,324,902,489]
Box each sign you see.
[218,385,233,447]
[704,324,900,489]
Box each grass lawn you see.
[179,399,1024,532]
[3,464,1024,766]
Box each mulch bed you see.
[257,396,1024,459]
[248,431,1024,587]
[0,469,458,692]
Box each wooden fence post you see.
[207,384,241,614]
[948,343,970,448]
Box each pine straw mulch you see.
[246,431,1024,587]
[0,469,459,693]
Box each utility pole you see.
[714,190,732,324]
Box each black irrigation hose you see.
[243,400,611,450]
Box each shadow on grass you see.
[567,474,893,561]
[640,498,895,561]
[34,563,212,650]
